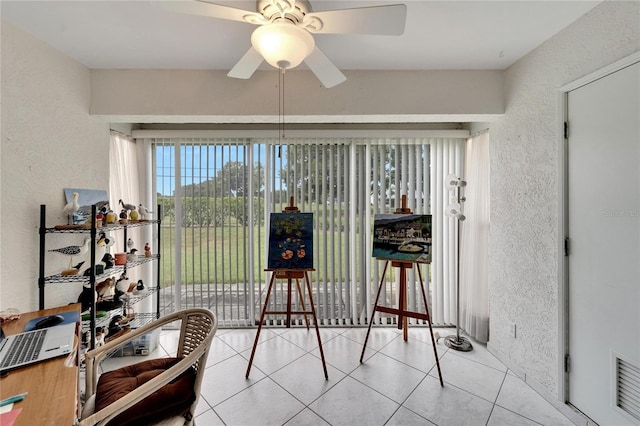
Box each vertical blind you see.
[145,135,465,327]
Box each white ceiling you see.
[1,0,601,72]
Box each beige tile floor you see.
[101,326,582,426]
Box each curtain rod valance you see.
[131,129,470,139]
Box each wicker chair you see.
[79,309,217,426]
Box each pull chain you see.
[278,67,286,158]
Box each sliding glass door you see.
[147,135,464,327]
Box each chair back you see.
[80,308,217,426]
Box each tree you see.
[280,145,345,203]
[181,161,264,198]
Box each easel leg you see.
[304,271,328,379]
[295,278,310,330]
[417,265,444,387]
[360,261,390,363]
[286,277,293,327]
[399,265,408,342]
[246,273,276,378]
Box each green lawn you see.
[159,224,266,286]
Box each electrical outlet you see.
[509,323,517,338]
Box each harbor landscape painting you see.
[372,214,432,263]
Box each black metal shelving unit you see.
[38,204,161,350]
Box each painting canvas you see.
[64,188,109,224]
[372,214,432,263]
[268,212,314,269]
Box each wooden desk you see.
[0,304,81,426]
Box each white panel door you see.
[567,61,640,425]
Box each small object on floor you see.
[434,331,441,342]
[444,334,474,352]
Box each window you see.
[144,134,465,327]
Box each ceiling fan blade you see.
[304,4,406,35]
[304,46,346,89]
[158,1,266,25]
[227,47,264,79]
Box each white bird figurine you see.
[119,199,136,212]
[127,238,134,250]
[138,204,153,220]
[49,236,91,270]
[63,192,80,224]
[127,249,138,262]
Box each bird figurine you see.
[133,279,145,295]
[119,199,136,212]
[105,209,117,224]
[101,253,114,269]
[49,237,91,272]
[115,272,130,293]
[138,204,153,220]
[127,238,134,250]
[62,192,80,224]
[99,231,115,249]
[127,248,138,262]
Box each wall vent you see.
[616,356,640,422]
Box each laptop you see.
[0,322,76,373]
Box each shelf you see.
[44,255,160,283]
[40,203,161,352]
[83,307,158,329]
[45,220,160,234]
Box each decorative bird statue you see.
[138,204,153,220]
[49,236,91,271]
[127,238,134,251]
[63,192,80,224]
[119,199,136,212]
[133,279,145,295]
[127,248,138,262]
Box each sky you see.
[155,143,271,196]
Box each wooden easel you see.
[359,195,444,386]
[246,197,328,379]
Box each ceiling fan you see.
[160,0,407,88]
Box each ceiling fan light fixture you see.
[251,22,315,70]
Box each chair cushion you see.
[95,357,196,426]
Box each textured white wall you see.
[488,1,640,397]
[1,21,109,311]
[90,69,504,123]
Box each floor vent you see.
[616,356,640,422]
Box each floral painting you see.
[268,212,314,269]
[372,214,432,263]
